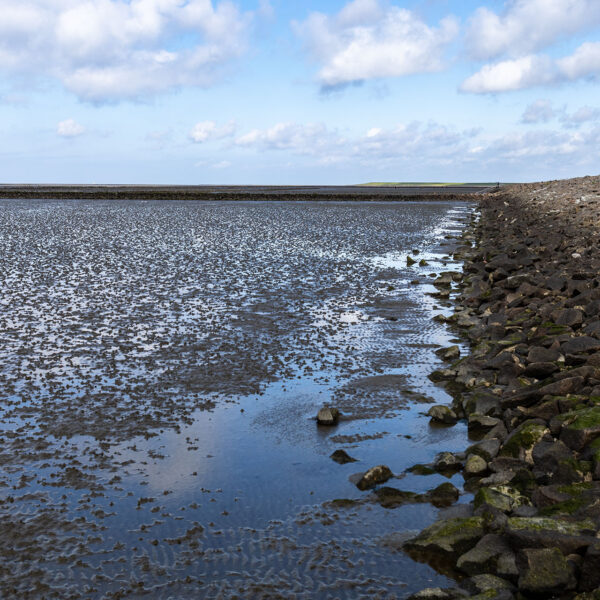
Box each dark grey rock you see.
[562,336,600,355]
[580,541,600,592]
[330,449,357,464]
[517,548,576,596]
[457,534,517,577]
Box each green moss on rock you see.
[499,423,548,461]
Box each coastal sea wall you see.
[404,175,600,600]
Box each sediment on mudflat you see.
[403,175,600,600]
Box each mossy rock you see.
[539,482,594,517]
[407,255,417,266]
[506,516,597,554]
[560,406,600,451]
[474,485,530,513]
[374,487,423,509]
[403,517,485,563]
[408,464,436,476]
[499,422,548,463]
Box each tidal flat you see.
[0,198,473,598]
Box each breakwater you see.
[404,175,600,599]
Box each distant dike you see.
[0,184,489,202]
[403,175,600,600]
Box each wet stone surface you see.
[0,198,473,598]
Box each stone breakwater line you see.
[403,175,600,600]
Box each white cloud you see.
[189,120,236,143]
[521,99,555,123]
[557,42,600,80]
[561,105,600,128]
[293,0,459,88]
[461,41,600,93]
[57,118,85,137]
[466,0,600,60]
[461,55,556,93]
[0,0,251,102]
[236,122,343,152]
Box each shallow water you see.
[0,199,473,598]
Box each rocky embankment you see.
[403,176,600,600]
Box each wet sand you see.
[0,197,476,598]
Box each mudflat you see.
[0,198,477,598]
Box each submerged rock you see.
[330,449,357,464]
[428,482,460,508]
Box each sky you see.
[1,0,599,185]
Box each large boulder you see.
[403,517,485,563]
[505,517,597,554]
[457,534,518,579]
[517,548,576,596]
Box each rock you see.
[517,548,576,596]
[468,438,501,462]
[317,407,340,426]
[580,542,600,592]
[560,406,600,451]
[373,487,420,508]
[555,308,585,328]
[474,487,515,513]
[435,345,461,361]
[330,449,357,464]
[532,439,574,473]
[407,588,468,600]
[403,516,485,562]
[468,415,503,437]
[562,336,600,355]
[457,534,517,578]
[356,465,393,490]
[527,346,561,363]
[499,421,549,464]
[523,362,559,379]
[428,405,459,425]
[505,517,597,554]
[407,255,416,266]
[434,452,463,472]
[464,454,488,478]
[408,463,436,476]
[428,482,460,508]
[460,574,515,595]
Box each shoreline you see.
[403,175,600,599]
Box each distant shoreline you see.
[0,184,492,201]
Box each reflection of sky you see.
[110,201,475,529]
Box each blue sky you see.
[1,0,599,184]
